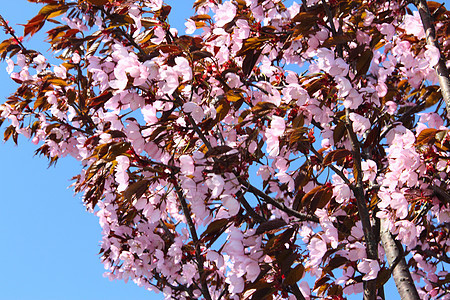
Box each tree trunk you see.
[414,0,450,117]
[380,219,420,300]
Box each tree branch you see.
[236,190,267,223]
[309,146,352,186]
[239,179,319,223]
[380,218,420,300]
[289,283,307,300]
[171,176,212,300]
[345,108,379,300]
[414,0,450,118]
[0,15,28,53]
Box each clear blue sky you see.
[0,1,191,299]
[1,1,448,299]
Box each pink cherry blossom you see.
[145,0,163,11]
[378,23,395,40]
[5,58,14,74]
[424,45,440,68]
[332,174,353,203]
[179,155,195,175]
[220,194,240,216]
[361,159,377,182]
[394,220,423,249]
[265,116,285,156]
[349,112,370,136]
[214,1,236,27]
[307,237,327,267]
[363,10,374,26]
[385,100,397,114]
[357,259,380,281]
[185,19,197,34]
[401,11,425,39]
[183,102,204,123]
[115,155,130,192]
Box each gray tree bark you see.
[414,0,450,117]
[380,219,420,300]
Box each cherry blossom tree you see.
[1,0,449,299]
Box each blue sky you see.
[0,1,191,299]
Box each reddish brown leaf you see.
[255,219,287,235]
[301,185,333,212]
[48,78,69,86]
[242,49,262,77]
[87,91,113,108]
[291,12,318,25]
[322,35,353,48]
[3,125,15,142]
[251,101,276,116]
[333,121,346,144]
[192,50,213,61]
[86,0,109,5]
[314,275,330,290]
[225,89,244,102]
[123,180,150,204]
[205,145,233,157]
[190,14,211,21]
[23,14,46,37]
[264,228,295,254]
[363,123,381,149]
[215,98,230,122]
[237,37,270,57]
[284,264,305,286]
[323,255,347,274]
[200,218,229,239]
[356,49,373,77]
[416,128,440,145]
[322,149,351,166]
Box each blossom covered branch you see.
[0,0,449,299]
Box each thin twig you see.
[239,179,319,223]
